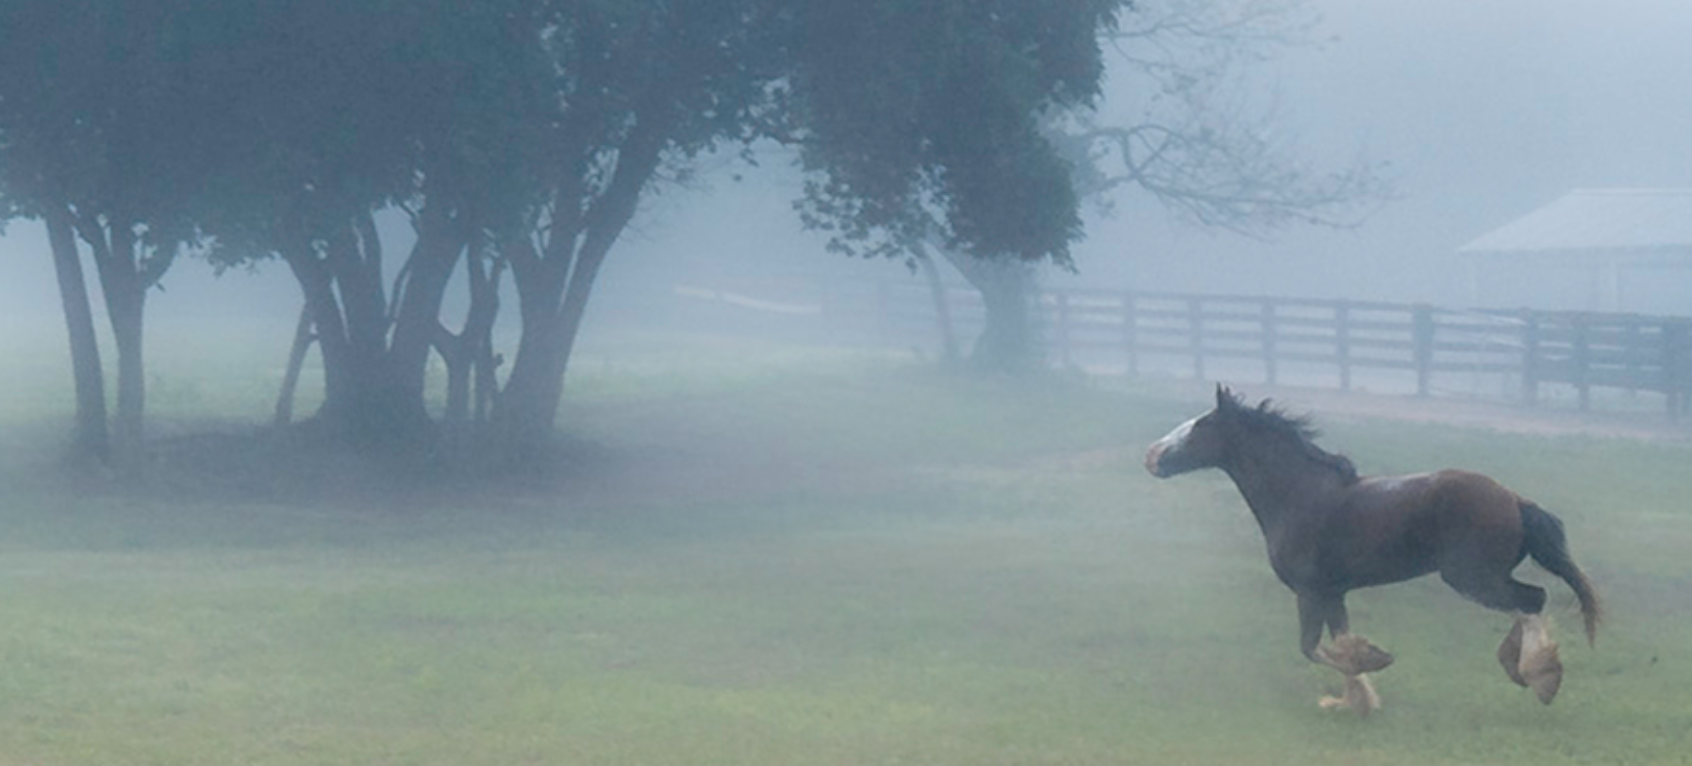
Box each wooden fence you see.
[867,283,1692,416]
[659,273,1692,416]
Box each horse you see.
[1143,385,1600,715]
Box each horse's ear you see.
[1215,384,1233,409]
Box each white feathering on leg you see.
[1517,613,1564,704]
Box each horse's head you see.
[1144,384,1243,478]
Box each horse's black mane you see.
[1221,390,1360,485]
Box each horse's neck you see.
[1222,442,1346,534]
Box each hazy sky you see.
[623,0,1692,310]
[1077,0,1692,306]
[5,0,1691,333]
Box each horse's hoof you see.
[1330,634,1395,674]
[1318,674,1382,717]
[1497,620,1527,687]
[1521,644,1563,704]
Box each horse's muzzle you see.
[1144,443,1169,477]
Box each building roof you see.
[1459,188,1692,256]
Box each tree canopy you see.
[788,0,1123,266]
[1,0,1135,465]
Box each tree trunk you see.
[494,222,623,450]
[80,217,151,482]
[940,250,1042,373]
[283,238,355,423]
[44,208,109,467]
[281,217,437,447]
[974,264,1035,372]
[492,268,566,450]
[493,118,668,455]
[436,248,504,427]
[390,204,470,422]
[108,284,147,482]
[468,256,505,424]
[439,323,471,426]
[274,304,315,429]
[913,245,959,364]
[282,235,397,442]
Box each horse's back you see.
[1353,468,1521,524]
[1419,469,1526,538]
[1320,469,1524,588]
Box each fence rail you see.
[873,283,1692,417]
[656,272,1692,417]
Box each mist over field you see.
[8,1,1692,330]
[2,1,1692,763]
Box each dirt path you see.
[1150,378,1692,442]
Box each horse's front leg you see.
[1298,593,1391,715]
[1298,593,1394,674]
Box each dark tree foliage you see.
[921,0,1393,373]
[788,0,1125,267]
[488,0,803,450]
[3,0,1133,464]
[0,0,221,477]
[192,0,550,445]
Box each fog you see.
[8,1,1692,333]
[1,3,1690,760]
[601,0,1692,314]
[1067,0,1692,309]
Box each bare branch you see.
[1058,0,1391,239]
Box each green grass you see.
[1,333,1690,764]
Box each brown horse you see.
[1144,386,1600,714]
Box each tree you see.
[254,0,1135,456]
[488,0,1132,451]
[487,0,787,450]
[1066,0,1389,234]
[778,0,1131,374]
[42,208,109,466]
[0,0,211,478]
[5,0,1144,465]
[925,0,1392,372]
[788,0,1124,268]
[196,0,546,446]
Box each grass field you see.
[1,333,1690,764]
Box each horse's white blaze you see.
[1151,416,1197,452]
[1144,415,1198,474]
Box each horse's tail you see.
[1520,501,1601,646]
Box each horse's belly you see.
[1314,531,1441,590]
[1343,557,1438,589]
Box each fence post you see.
[1123,292,1139,377]
[1261,301,1278,386]
[1520,312,1540,406]
[1413,304,1435,397]
[1188,296,1206,381]
[1335,303,1352,391]
[1625,319,1643,398]
[1572,314,1591,412]
[1055,292,1072,368]
[1662,321,1686,418]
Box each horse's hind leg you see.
[1441,567,1563,704]
[1508,611,1563,704]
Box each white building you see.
[1459,189,1692,315]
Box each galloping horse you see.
[1144,386,1600,714]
